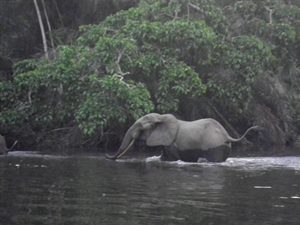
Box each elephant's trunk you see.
[105,125,138,160]
[105,139,135,159]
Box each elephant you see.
[0,135,18,155]
[106,113,260,162]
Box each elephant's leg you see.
[203,145,231,162]
[160,145,181,161]
[178,149,205,162]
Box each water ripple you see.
[224,157,300,171]
[142,156,300,171]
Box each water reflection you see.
[1,152,300,225]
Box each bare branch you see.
[33,0,48,58]
[41,0,54,49]
[116,49,124,74]
[112,72,130,80]
[265,6,276,25]
[187,3,190,21]
[28,90,32,104]
[112,72,134,88]
[188,2,205,14]
[45,127,73,134]
[52,0,64,27]
[125,54,133,63]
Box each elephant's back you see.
[176,119,230,150]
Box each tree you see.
[2,0,300,150]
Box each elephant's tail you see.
[227,126,262,143]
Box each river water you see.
[1,151,300,225]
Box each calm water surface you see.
[1,151,300,225]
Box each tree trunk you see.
[33,0,48,59]
[41,0,54,49]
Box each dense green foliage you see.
[1,0,300,150]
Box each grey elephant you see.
[106,113,260,162]
[0,135,18,155]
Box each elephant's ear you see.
[146,114,178,146]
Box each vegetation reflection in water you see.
[1,152,300,225]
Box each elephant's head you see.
[106,113,178,160]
